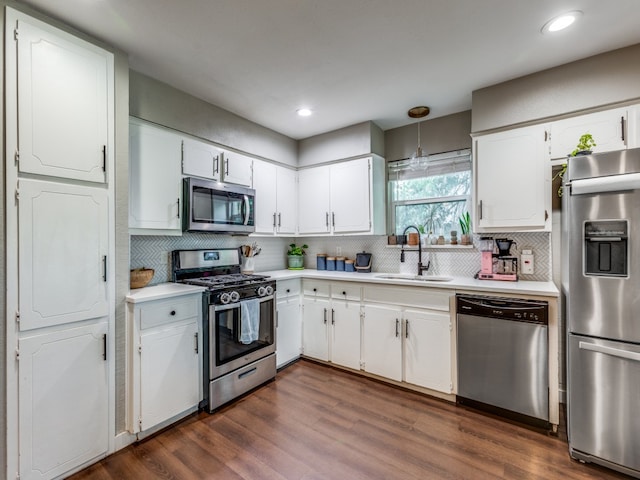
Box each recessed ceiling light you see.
[541,11,582,34]
[297,108,312,117]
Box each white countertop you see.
[126,283,206,303]
[260,269,559,297]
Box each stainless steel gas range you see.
[172,248,276,412]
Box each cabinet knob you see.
[170,310,176,316]
[342,291,346,296]
[313,288,317,292]
[286,289,291,293]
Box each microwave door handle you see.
[243,195,250,225]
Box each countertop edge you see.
[126,283,207,303]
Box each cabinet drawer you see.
[331,282,361,302]
[277,279,301,298]
[303,279,330,297]
[363,285,451,312]
[140,296,199,330]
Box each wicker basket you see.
[130,268,154,289]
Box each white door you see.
[475,125,548,230]
[18,179,109,331]
[182,137,222,180]
[15,17,111,183]
[276,166,297,234]
[331,158,371,233]
[302,297,330,361]
[139,321,199,431]
[19,322,108,480]
[223,150,253,186]
[252,160,277,234]
[276,297,302,368]
[298,166,331,234]
[330,300,361,370]
[404,308,452,393]
[129,121,182,231]
[362,304,402,381]
[550,108,627,160]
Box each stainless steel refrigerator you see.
[562,148,640,478]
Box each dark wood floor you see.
[70,360,631,479]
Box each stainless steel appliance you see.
[456,294,549,426]
[563,148,640,478]
[172,248,276,412]
[183,177,255,234]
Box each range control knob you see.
[229,291,240,303]
[257,286,267,297]
[219,292,231,304]
[265,285,274,296]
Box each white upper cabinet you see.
[253,160,297,235]
[18,179,109,331]
[474,124,550,231]
[129,120,183,234]
[298,156,385,235]
[12,15,113,183]
[222,150,253,186]
[550,107,628,160]
[182,138,222,180]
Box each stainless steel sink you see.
[375,274,453,282]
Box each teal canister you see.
[316,253,327,270]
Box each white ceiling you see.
[17,0,640,139]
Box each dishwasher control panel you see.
[456,295,548,324]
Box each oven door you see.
[209,296,275,378]
[184,177,255,233]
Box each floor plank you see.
[69,360,631,480]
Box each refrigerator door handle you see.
[579,341,640,362]
[571,172,640,195]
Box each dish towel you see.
[239,298,260,344]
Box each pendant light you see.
[407,106,430,167]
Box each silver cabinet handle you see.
[325,212,329,228]
[323,308,327,324]
[479,200,483,220]
[194,332,199,354]
[225,158,230,176]
[395,319,399,337]
[331,309,335,325]
[102,255,107,282]
[176,198,180,218]
[273,213,277,228]
[332,212,336,227]
[214,155,220,175]
[278,213,281,228]
[405,319,409,338]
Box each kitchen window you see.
[388,149,471,237]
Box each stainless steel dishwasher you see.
[456,294,549,425]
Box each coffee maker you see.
[477,237,518,281]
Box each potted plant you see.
[459,211,472,245]
[554,133,597,197]
[287,243,308,269]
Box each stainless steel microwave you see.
[183,177,255,234]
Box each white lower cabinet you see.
[276,279,302,368]
[127,289,202,436]
[18,322,109,480]
[302,280,361,370]
[362,286,454,394]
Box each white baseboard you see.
[113,430,137,452]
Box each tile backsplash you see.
[131,231,551,286]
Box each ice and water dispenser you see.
[584,220,628,277]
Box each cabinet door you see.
[298,166,331,234]
[18,179,109,331]
[276,297,301,368]
[550,108,627,159]
[15,16,111,183]
[330,300,361,370]
[330,158,372,233]
[223,150,253,186]
[140,321,199,431]
[475,125,548,230]
[362,304,402,381]
[129,121,182,232]
[276,166,297,234]
[19,322,108,480]
[182,137,222,180]
[404,308,452,393]
[252,160,277,234]
[302,296,330,361]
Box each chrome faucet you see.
[401,225,430,276]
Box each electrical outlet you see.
[521,249,534,275]
[336,246,342,256]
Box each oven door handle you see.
[214,302,241,312]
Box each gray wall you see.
[130,71,298,167]
[298,121,384,167]
[472,43,640,133]
[384,111,472,161]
